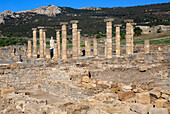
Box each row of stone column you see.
[29,27,46,59]
[27,19,150,59]
[104,18,122,58]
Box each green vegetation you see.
[157,27,162,33]
[134,27,142,36]
[120,37,170,45]
[150,38,170,44]
[0,38,27,47]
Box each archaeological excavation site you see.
[0,18,170,114]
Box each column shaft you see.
[144,40,150,54]
[53,43,58,59]
[125,22,134,55]
[43,30,46,57]
[93,38,98,57]
[71,21,78,59]
[56,30,61,58]
[116,26,121,57]
[85,40,91,57]
[61,24,67,59]
[77,29,81,56]
[27,40,32,58]
[39,28,44,58]
[32,29,37,58]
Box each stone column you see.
[38,26,44,58]
[60,22,68,59]
[104,18,114,58]
[53,43,58,59]
[124,19,134,55]
[46,49,51,59]
[27,40,32,58]
[43,29,47,57]
[56,29,61,58]
[32,28,38,58]
[93,38,98,57]
[144,40,150,54]
[77,29,81,56]
[11,47,15,57]
[114,24,122,57]
[105,41,107,58]
[70,20,78,59]
[85,39,91,57]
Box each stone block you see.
[162,90,170,95]
[161,94,169,99]
[150,90,161,98]
[136,92,150,104]
[155,99,167,108]
[118,91,134,100]
[1,88,15,97]
[149,108,168,114]
[111,87,122,94]
[130,103,147,114]
[81,76,91,83]
[122,86,132,92]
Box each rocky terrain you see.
[0,44,169,114]
[18,5,62,16]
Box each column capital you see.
[124,19,134,23]
[60,22,68,25]
[32,28,37,31]
[104,18,114,22]
[55,29,61,32]
[70,20,78,24]
[38,26,45,29]
[114,24,122,27]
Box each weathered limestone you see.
[32,28,38,58]
[93,38,98,57]
[124,19,134,55]
[77,29,81,56]
[136,92,150,104]
[105,41,107,58]
[60,22,68,59]
[53,43,58,59]
[56,29,61,58]
[118,91,134,100]
[27,40,32,58]
[85,39,91,57]
[43,29,47,57]
[11,48,15,57]
[144,40,150,54]
[1,88,15,97]
[149,108,168,114]
[46,49,51,59]
[38,26,44,58]
[130,103,148,114]
[155,99,167,108]
[71,20,78,59]
[115,24,122,57]
[104,18,114,58]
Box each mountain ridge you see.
[0,2,169,37]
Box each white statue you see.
[50,37,54,49]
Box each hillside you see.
[0,2,169,38]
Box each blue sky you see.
[0,0,169,13]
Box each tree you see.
[157,27,161,33]
[134,27,142,36]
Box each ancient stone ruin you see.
[0,19,169,114]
